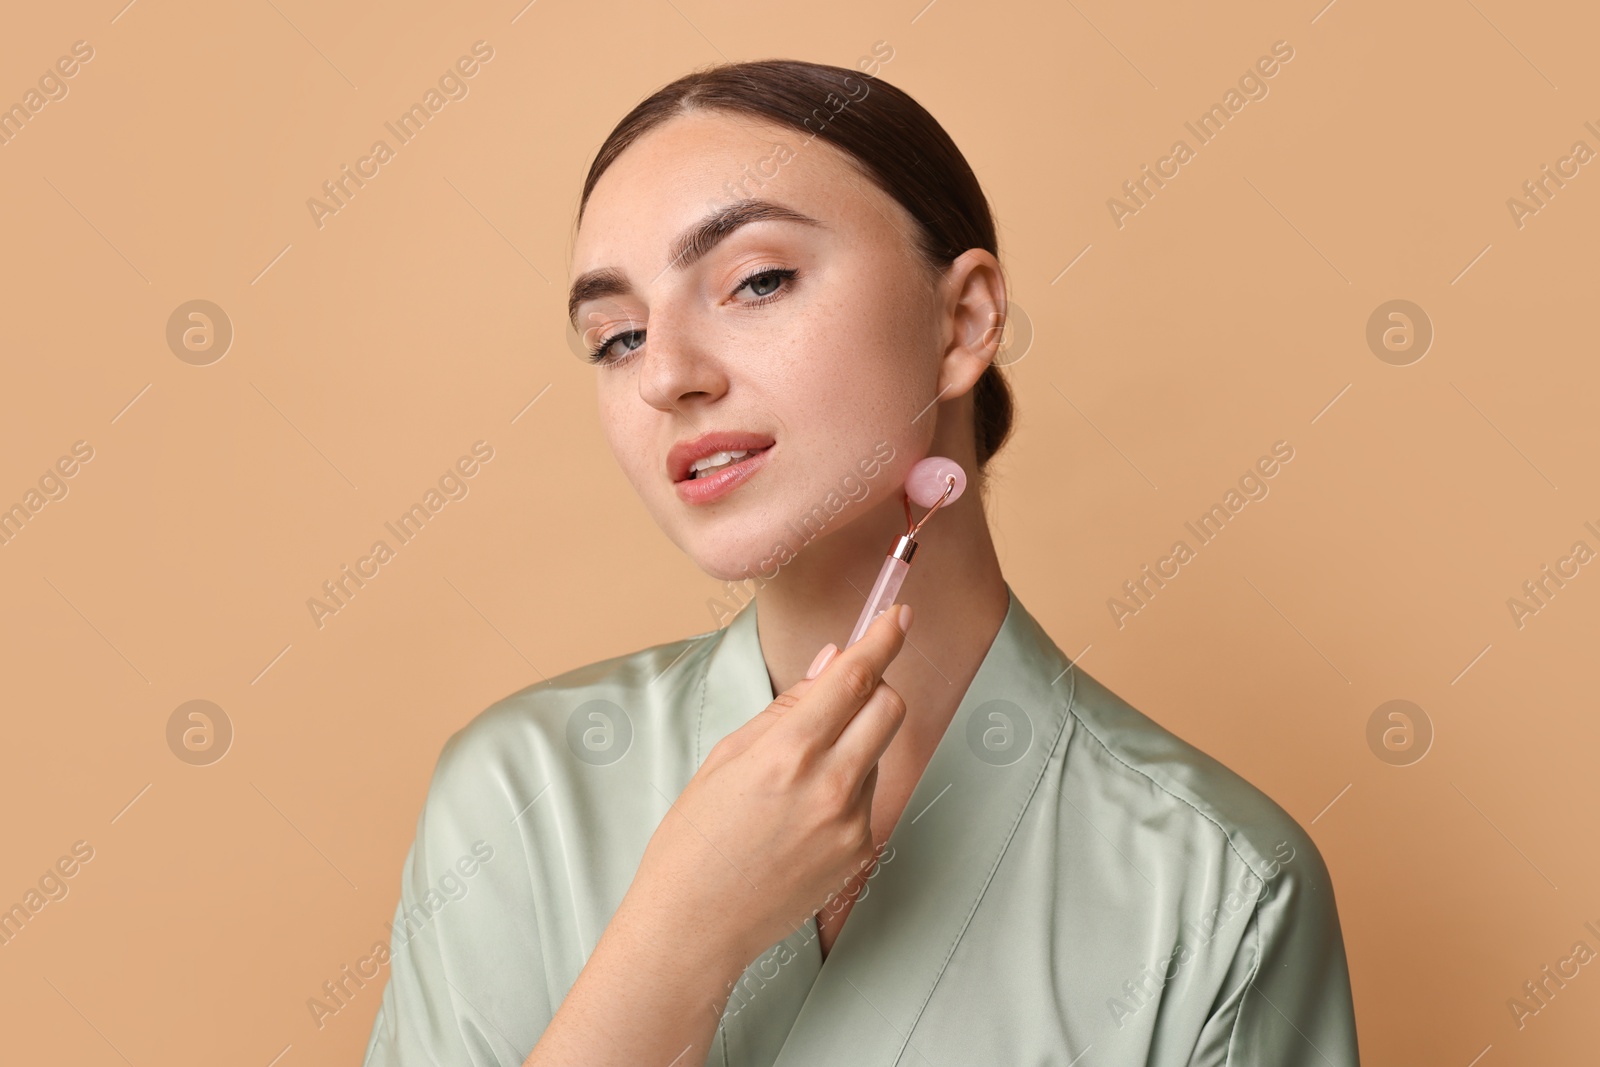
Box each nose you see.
[637,300,727,415]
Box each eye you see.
[587,325,645,366]
[732,267,798,305]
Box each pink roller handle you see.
[845,553,910,649]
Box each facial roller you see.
[843,456,967,649]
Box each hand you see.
[625,603,914,968]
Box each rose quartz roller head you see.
[844,456,967,649]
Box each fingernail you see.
[805,643,838,680]
[897,603,913,633]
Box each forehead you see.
[573,108,909,270]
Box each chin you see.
[672,514,806,587]
[687,536,789,585]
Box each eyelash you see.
[586,266,800,366]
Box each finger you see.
[832,679,907,774]
[726,659,837,752]
[756,642,834,724]
[802,642,839,682]
[732,676,822,750]
[775,603,910,750]
[770,674,822,711]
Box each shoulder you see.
[1054,673,1361,1058]
[1060,665,1333,899]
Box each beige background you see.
[2,0,1596,1064]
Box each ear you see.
[934,248,1007,402]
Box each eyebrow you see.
[568,198,824,328]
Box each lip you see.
[668,431,776,505]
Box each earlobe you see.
[936,338,995,402]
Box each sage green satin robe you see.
[364,583,1359,1065]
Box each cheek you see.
[788,289,929,411]
[778,372,926,497]
[802,320,930,430]
[596,383,649,482]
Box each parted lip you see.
[667,431,776,483]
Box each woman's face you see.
[570,109,980,582]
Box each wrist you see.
[611,875,755,980]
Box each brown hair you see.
[576,57,1016,473]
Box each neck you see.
[745,482,1010,747]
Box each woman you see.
[364,58,1359,1066]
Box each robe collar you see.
[697,581,1080,1064]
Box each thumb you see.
[733,642,840,749]
[772,642,839,711]
[764,641,840,715]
